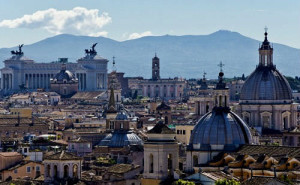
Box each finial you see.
[264,26,268,33]
[203,71,207,79]
[218,61,225,72]
[264,26,268,39]
[112,56,117,72]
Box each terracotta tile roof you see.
[45,151,82,160]
[0,152,22,157]
[235,145,300,160]
[241,177,289,185]
[107,164,139,174]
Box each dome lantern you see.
[259,27,273,67]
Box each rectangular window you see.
[183,130,186,135]
[177,130,179,134]
[14,169,18,174]
[27,166,31,173]
[36,166,40,172]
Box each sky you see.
[0,0,299,48]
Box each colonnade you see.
[25,73,54,89]
[76,73,87,91]
[2,73,12,90]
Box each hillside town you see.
[0,27,300,185]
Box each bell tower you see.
[259,27,273,67]
[152,53,160,80]
[213,62,229,108]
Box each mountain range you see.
[0,30,299,79]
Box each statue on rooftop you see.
[11,44,24,56]
[85,43,98,56]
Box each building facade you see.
[0,44,108,95]
[129,54,186,100]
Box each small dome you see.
[53,64,77,82]
[189,107,252,151]
[240,66,292,102]
[98,131,143,148]
[116,112,128,120]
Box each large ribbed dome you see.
[240,30,293,104]
[240,66,292,102]
[189,107,252,151]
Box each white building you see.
[1,44,108,95]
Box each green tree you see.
[174,179,195,185]
[280,175,293,185]
[215,179,240,185]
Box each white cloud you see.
[128,31,153,40]
[0,7,112,37]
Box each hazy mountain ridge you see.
[0,30,299,79]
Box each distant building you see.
[142,121,179,185]
[228,79,244,101]
[129,54,186,100]
[0,44,108,95]
[44,151,82,182]
[189,73,214,117]
[0,161,43,181]
[50,64,78,98]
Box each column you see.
[97,74,99,89]
[5,74,8,89]
[84,74,86,90]
[10,74,13,89]
[28,74,31,89]
[167,85,170,98]
[80,74,83,90]
[1,74,4,89]
[3,74,6,89]
[174,85,178,99]
[32,74,35,89]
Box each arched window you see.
[46,164,50,177]
[64,165,69,178]
[168,154,173,170]
[54,165,58,178]
[193,155,198,167]
[165,116,169,124]
[283,116,289,130]
[149,154,154,173]
[206,103,209,113]
[73,164,78,178]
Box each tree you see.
[174,179,195,185]
[215,179,240,185]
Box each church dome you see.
[240,66,292,102]
[53,64,77,83]
[239,30,292,103]
[189,107,252,151]
[98,131,143,148]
